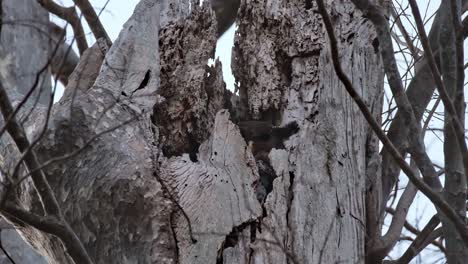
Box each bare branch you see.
[397,215,441,264]
[380,5,468,218]
[48,22,79,86]
[352,1,445,214]
[0,80,93,264]
[318,0,468,248]
[407,0,468,181]
[72,0,111,45]
[37,0,88,54]
[2,204,64,235]
[422,97,441,135]
[386,208,446,254]
[380,178,418,255]
[390,6,422,59]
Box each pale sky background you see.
[52,1,458,263]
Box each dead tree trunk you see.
[229,1,383,263]
[0,0,50,262]
[0,0,383,263]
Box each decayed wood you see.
[250,149,292,263]
[2,0,236,263]
[154,2,223,160]
[231,0,383,262]
[0,0,388,263]
[2,0,176,263]
[161,110,262,264]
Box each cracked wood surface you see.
[230,0,383,263]
[0,0,383,263]
[161,110,262,264]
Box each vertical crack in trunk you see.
[285,170,296,264]
[286,171,296,226]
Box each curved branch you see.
[381,3,468,218]
[397,216,442,264]
[48,22,79,86]
[37,0,88,54]
[407,0,468,181]
[72,0,111,45]
[386,208,446,254]
[318,0,468,248]
[380,180,418,255]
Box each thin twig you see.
[397,215,441,264]
[407,0,468,182]
[386,208,446,253]
[72,0,111,45]
[0,80,93,263]
[317,0,468,246]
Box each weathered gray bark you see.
[0,0,50,262]
[230,1,383,263]
[0,0,383,263]
[0,0,51,105]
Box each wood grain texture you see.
[231,0,384,262]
